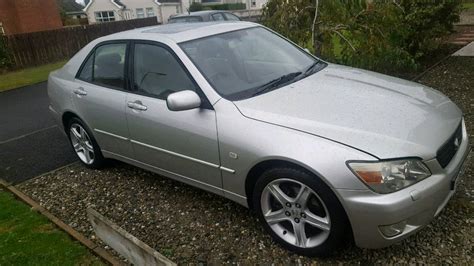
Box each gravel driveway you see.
[17,57,473,264]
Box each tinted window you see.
[93,43,127,89]
[224,13,240,21]
[78,54,93,82]
[133,44,195,99]
[211,13,225,21]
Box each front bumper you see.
[338,122,471,249]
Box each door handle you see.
[127,101,148,111]
[73,87,87,96]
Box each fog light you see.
[379,220,407,237]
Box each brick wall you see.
[0,0,18,34]
[0,0,63,35]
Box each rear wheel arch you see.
[62,111,92,134]
[62,111,80,132]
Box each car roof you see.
[171,10,229,19]
[100,21,258,43]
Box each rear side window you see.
[94,43,127,89]
[224,13,240,21]
[211,13,225,21]
[77,43,127,89]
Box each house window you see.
[136,8,145,19]
[146,8,155,17]
[95,11,115,22]
[251,1,256,7]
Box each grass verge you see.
[0,188,103,265]
[0,61,66,93]
[463,3,474,10]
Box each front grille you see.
[437,123,463,168]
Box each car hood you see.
[233,64,462,160]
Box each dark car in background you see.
[168,10,240,24]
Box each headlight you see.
[347,159,431,194]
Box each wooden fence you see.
[2,17,159,69]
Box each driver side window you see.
[133,43,196,99]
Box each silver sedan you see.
[48,22,471,256]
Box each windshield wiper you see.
[252,71,302,97]
[303,61,324,76]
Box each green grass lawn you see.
[0,189,103,265]
[463,3,474,10]
[0,61,66,93]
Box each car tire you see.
[67,117,105,169]
[253,167,350,257]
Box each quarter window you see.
[133,43,195,99]
[136,8,145,18]
[78,54,94,82]
[95,11,115,22]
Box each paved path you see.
[0,83,76,184]
[453,41,474,56]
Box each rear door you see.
[73,41,133,158]
[125,41,222,191]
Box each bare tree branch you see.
[311,0,320,49]
[332,30,356,51]
[297,5,316,17]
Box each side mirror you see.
[167,90,202,111]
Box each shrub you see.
[0,36,12,70]
[189,2,204,12]
[208,3,246,10]
[262,0,461,74]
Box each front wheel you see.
[253,167,350,257]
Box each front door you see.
[125,41,222,191]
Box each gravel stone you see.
[17,57,473,264]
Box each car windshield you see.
[179,27,324,100]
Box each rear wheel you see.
[253,167,349,257]
[67,118,105,169]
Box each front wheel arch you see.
[246,159,330,209]
[245,159,354,241]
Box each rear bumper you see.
[338,122,471,249]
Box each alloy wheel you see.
[69,123,95,165]
[260,178,331,248]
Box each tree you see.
[262,0,461,73]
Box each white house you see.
[84,0,190,24]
